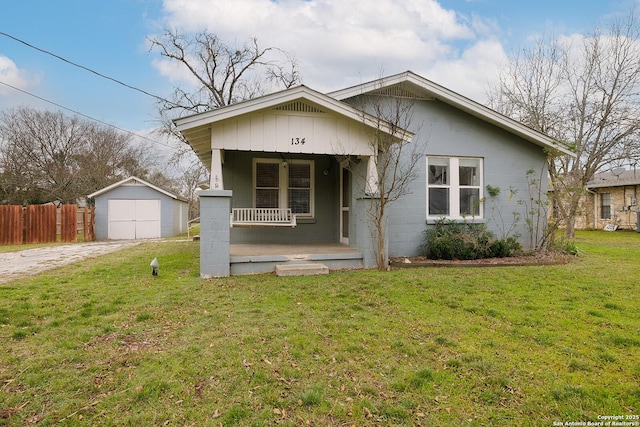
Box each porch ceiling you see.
[180,126,212,168]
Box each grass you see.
[0,242,56,254]
[0,234,94,254]
[0,231,639,425]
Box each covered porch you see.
[175,86,409,277]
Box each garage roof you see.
[87,176,187,202]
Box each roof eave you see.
[174,85,380,131]
[329,71,575,158]
[87,176,183,201]
[173,85,415,156]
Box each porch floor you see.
[230,242,359,257]
[229,243,363,275]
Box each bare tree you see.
[148,29,302,222]
[0,107,156,205]
[74,125,152,194]
[488,13,640,238]
[177,162,208,220]
[0,138,46,204]
[148,29,301,159]
[343,93,425,269]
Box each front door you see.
[340,166,350,244]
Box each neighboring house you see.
[575,169,640,230]
[174,71,574,277]
[88,176,189,240]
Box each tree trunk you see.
[565,215,576,239]
[564,200,579,238]
[373,204,387,270]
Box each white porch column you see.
[209,149,224,190]
[365,155,379,196]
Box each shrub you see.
[489,237,522,258]
[550,238,581,256]
[421,218,522,260]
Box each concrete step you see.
[275,263,329,277]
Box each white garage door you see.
[108,199,161,239]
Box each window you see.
[255,162,280,208]
[600,193,611,219]
[427,157,450,215]
[427,156,483,218]
[254,159,314,217]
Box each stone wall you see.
[575,186,640,230]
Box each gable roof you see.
[87,176,186,202]
[587,169,640,189]
[173,85,414,166]
[328,71,575,157]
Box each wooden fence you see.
[0,204,95,245]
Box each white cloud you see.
[151,57,199,88]
[0,55,33,95]
[155,0,507,103]
[426,38,508,103]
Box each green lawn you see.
[0,231,638,426]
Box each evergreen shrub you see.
[421,219,522,260]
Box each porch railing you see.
[230,208,297,228]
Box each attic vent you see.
[274,101,326,113]
[371,84,430,100]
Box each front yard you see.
[0,231,638,426]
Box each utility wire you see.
[0,80,179,151]
[0,31,174,106]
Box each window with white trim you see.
[254,159,314,217]
[427,156,483,218]
[600,193,611,219]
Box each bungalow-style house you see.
[575,169,640,230]
[174,71,573,277]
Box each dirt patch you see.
[390,253,573,268]
[0,241,142,284]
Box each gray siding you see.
[93,184,188,239]
[224,151,341,244]
[172,199,189,235]
[346,98,549,257]
[203,95,550,264]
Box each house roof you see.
[173,85,414,166]
[328,71,575,157]
[587,169,640,189]
[87,176,187,202]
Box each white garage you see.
[88,177,189,240]
[107,199,161,239]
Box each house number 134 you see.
[291,137,306,145]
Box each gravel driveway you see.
[0,241,142,284]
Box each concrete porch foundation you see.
[275,263,329,276]
[229,243,363,275]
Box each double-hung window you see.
[600,193,611,219]
[254,159,314,218]
[427,156,483,219]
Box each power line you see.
[0,31,182,151]
[0,31,174,106]
[0,80,179,151]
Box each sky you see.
[0,0,634,151]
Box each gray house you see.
[174,71,573,277]
[88,176,188,240]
